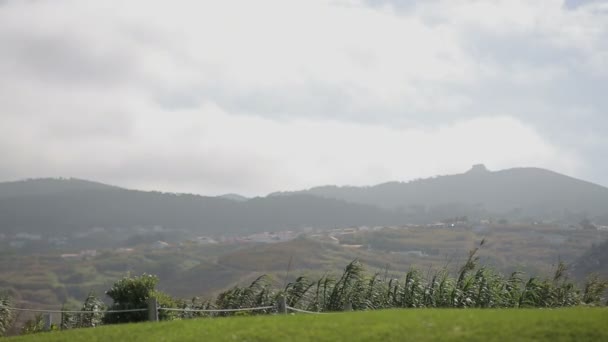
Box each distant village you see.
[2,218,607,261]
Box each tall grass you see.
[0,293,13,336]
[208,241,606,313]
[61,293,106,329]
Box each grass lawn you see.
[8,308,607,342]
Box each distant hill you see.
[2,165,608,237]
[218,193,249,202]
[0,178,121,198]
[272,165,608,222]
[0,178,404,236]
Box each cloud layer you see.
[0,0,606,195]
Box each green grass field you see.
[7,308,608,342]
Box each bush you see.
[103,274,177,324]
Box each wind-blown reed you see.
[180,242,607,315]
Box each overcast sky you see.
[1,0,607,196]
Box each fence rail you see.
[0,298,330,332]
[0,301,327,317]
[0,304,146,314]
[285,306,327,314]
[159,306,274,313]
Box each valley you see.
[2,222,606,319]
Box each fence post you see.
[277,295,287,314]
[148,297,159,322]
[44,313,53,331]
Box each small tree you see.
[79,292,105,328]
[60,304,76,330]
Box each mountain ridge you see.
[272,165,608,219]
[1,165,608,237]
[0,177,123,198]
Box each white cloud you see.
[0,0,478,115]
[0,0,605,194]
[0,96,580,195]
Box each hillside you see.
[275,165,608,222]
[2,166,608,237]
[0,178,120,198]
[571,239,608,279]
[0,179,404,236]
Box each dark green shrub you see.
[103,274,176,324]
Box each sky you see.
[0,0,607,196]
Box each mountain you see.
[0,177,120,198]
[0,178,403,236]
[218,193,249,202]
[272,165,608,222]
[2,165,608,237]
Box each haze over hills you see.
[0,178,402,236]
[0,178,120,198]
[1,165,608,238]
[273,165,608,222]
